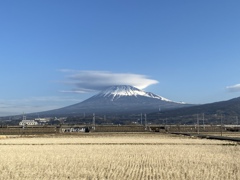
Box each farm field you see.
[0,133,239,180]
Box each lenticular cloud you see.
[60,70,159,93]
[226,84,240,92]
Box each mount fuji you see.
[38,85,191,116]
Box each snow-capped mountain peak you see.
[95,85,172,102]
[35,85,190,116]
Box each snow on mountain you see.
[95,85,173,102]
[36,85,190,116]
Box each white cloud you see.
[59,70,159,93]
[226,84,240,92]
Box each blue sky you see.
[0,0,240,116]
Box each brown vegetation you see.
[0,133,239,179]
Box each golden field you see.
[0,133,239,180]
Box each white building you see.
[19,120,38,126]
[35,118,50,123]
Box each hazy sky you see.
[1,0,240,116]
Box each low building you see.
[19,120,38,126]
[35,118,50,123]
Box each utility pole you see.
[144,114,147,129]
[165,118,168,132]
[197,114,199,134]
[23,112,26,120]
[140,113,143,125]
[203,113,205,130]
[203,113,205,129]
[92,113,95,130]
[221,114,223,136]
[236,116,238,125]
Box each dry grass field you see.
[0,133,239,180]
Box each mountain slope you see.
[159,97,240,116]
[148,97,240,124]
[38,85,190,116]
